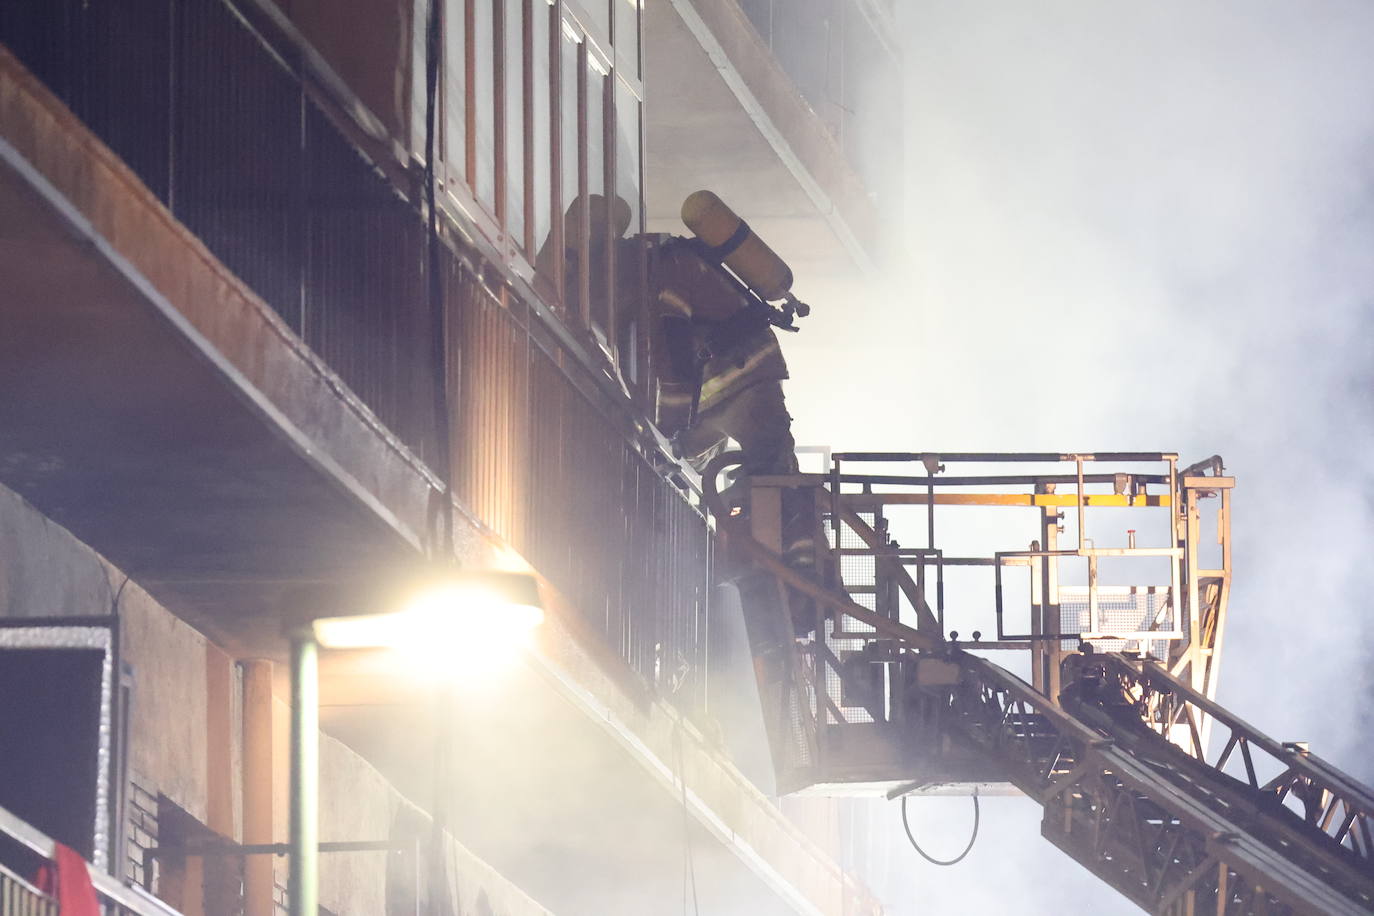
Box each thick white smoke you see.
[785,2,1374,912]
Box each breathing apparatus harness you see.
[678,235,810,431]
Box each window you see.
[585,52,610,336]
[531,0,554,266]
[442,0,466,186]
[559,22,583,317]
[502,0,525,246]
[613,76,641,239]
[613,74,643,381]
[472,0,496,208]
[410,0,427,155]
[424,0,645,363]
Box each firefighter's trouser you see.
[676,380,797,477]
[677,381,816,578]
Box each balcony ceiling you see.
[643,0,876,285]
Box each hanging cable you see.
[423,0,454,562]
[109,573,131,614]
[421,5,458,915]
[672,724,701,916]
[900,789,980,866]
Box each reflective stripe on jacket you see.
[650,238,788,419]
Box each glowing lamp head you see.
[312,571,544,677]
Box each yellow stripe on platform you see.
[848,494,1171,508]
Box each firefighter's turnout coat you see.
[648,236,788,439]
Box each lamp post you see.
[286,571,545,916]
[287,630,320,916]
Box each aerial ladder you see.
[707,451,1374,915]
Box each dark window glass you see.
[0,649,104,860]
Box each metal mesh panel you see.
[822,512,876,723]
[782,670,815,770]
[827,510,877,609]
[1059,586,1174,659]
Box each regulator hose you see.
[900,789,980,866]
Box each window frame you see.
[425,0,646,370]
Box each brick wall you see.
[125,776,160,890]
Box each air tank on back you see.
[680,190,794,302]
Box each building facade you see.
[0,0,896,912]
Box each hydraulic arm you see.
[944,651,1373,914]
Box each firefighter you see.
[647,235,816,572]
[652,239,793,469]
[539,193,816,572]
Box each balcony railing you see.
[1,862,56,916]
[0,804,182,916]
[0,0,711,710]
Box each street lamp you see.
[287,570,545,916]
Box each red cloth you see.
[34,841,101,916]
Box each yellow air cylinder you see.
[680,190,794,301]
